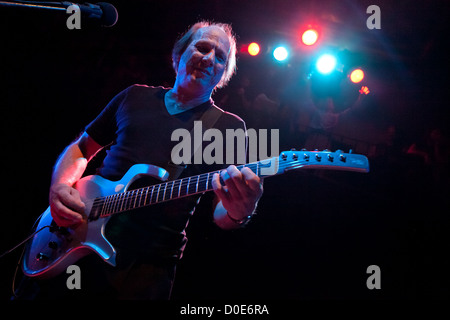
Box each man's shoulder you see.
[212,104,246,130]
[126,84,170,96]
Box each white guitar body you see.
[22,164,169,279]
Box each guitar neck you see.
[89,159,273,220]
[89,150,369,220]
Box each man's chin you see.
[187,74,215,89]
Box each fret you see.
[100,196,109,216]
[143,186,150,206]
[177,179,182,198]
[154,184,161,203]
[109,195,116,214]
[106,194,114,215]
[131,190,137,210]
[149,185,155,204]
[186,177,191,196]
[110,193,118,214]
[178,179,185,197]
[161,183,168,202]
[123,191,130,211]
[107,194,114,214]
[163,182,169,201]
[195,175,199,193]
[120,192,126,211]
[138,188,144,207]
[160,183,166,202]
[206,172,209,191]
[122,192,130,211]
[123,192,131,211]
[118,192,125,212]
[170,181,175,200]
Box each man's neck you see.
[165,85,212,115]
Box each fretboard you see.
[88,161,268,220]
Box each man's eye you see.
[217,54,226,62]
[197,45,209,53]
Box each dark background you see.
[1,0,449,301]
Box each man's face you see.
[176,26,231,94]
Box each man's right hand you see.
[49,184,86,227]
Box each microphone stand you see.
[0,1,117,27]
[0,1,68,11]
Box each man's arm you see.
[49,132,103,227]
[211,165,263,230]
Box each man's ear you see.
[173,56,180,74]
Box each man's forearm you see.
[51,133,102,187]
[51,142,88,187]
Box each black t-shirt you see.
[85,84,246,263]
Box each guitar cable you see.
[0,225,50,260]
[0,212,50,298]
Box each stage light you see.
[350,69,364,83]
[302,29,319,46]
[359,86,370,95]
[248,42,260,56]
[316,54,337,74]
[273,46,288,61]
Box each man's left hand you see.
[212,165,263,220]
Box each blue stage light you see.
[316,54,337,74]
[273,46,289,61]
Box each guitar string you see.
[92,156,356,216]
[93,162,267,216]
[94,157,353,215]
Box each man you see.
[15,21,263,299]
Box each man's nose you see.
[201,50,215,66]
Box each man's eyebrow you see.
[196,39,227,58]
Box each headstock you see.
[257,149,369,177]
[280,149,369,173]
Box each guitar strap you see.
[166,105,223,180]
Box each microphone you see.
[66,2,118,27]
[0,1,118,27]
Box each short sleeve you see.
[85,86,131,146]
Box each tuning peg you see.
[290,148,297,151]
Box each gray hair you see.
[172,21,237,89]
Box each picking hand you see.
[49,184,85,227]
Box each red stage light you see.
[248,42,260,56]
[302,29,319,46]
[359,86,370,95]
[350,69,365,83]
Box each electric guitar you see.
[22,149,369,279]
